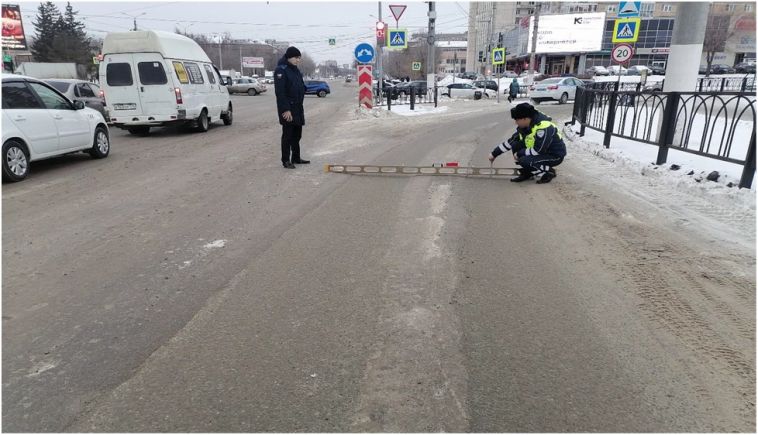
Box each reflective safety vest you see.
[519,120,562,149]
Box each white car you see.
[443,83,497,99]
[2,74,110,182]
[626,65,653,76]
[529,77,584,104]
[608,65,628,75]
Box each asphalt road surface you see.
[3,81,755,432]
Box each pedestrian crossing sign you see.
[612,18,640,43]
[492,47,505,65]
[387,29,408,49]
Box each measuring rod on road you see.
[325,163,520,177]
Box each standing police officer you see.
[488,102,566,184]
[275,46,310,169]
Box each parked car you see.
[459,71,478,80]
[607,65,627,75]
[100,30,232,136]
[734,62,756,74]
[473,79,498,92]
[382,80,427,99]
[2,74,110,182]
[529,76,584,104]
[502,70,518,78]
[345,75,353,82]
[626,65,653,76]
[228,77,267,95]
[518,70,548,81]
[700,64,736,74]
[588,66,610,76]
[648,65,666,75]
[443,83,496,99]
[304,80,330,97]
[45,79,109,120]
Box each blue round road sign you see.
[354,43,375,64]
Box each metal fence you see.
[586,76,756,93]
[571,86,756,188]
[374,86,438,110]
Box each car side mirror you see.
[73,100,86,110]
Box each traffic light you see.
[478,51,483,62]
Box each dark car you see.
[304,80,330,97]
[385,80,427,99]
[473,80,498,92]
[700,64,736,75]
[735,62,756,73]
[460,72,478,80]
[648,65,666,75]
[45,79,109,120]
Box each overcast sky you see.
[17,0,471,64]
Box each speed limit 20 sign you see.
[611,43,634,64]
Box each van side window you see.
[106,63,134,86]
[173,61,189,84]
[184,62,204,84]
[203,64,216,84]
[138,62,168,85]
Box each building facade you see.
[469,1,756,76]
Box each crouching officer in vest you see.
[488,102,566,184]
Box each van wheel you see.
[318,90,327,98]
[559,93,569,104]
[247,88,258,96]
[196,110,209,132]
[128,126,150,136]
[2,139,29,182]
[531,98,541,105]
[89,126,110,159]
[222,103,233,126]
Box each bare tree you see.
[703,12,733,77]
[300,52,316,77]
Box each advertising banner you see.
[529,12,605,54]
[2,4,27,50]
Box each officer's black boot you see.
[536,168,556,184]
[510,168,534,183]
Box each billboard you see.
[529,12,605,54]
[2,4,27,50]
[242,57,264,68]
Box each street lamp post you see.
[122,12,146,31]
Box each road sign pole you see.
[378,1,383,106]
[497,71,501,104]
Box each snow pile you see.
[563,122,755,210]
[436,75,473,87]
[385,105,449,117]
[353,106,396,119]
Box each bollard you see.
[656,92,680,165]
[739,129,756,189]
[603,91,618,148]
[410,90,415,111]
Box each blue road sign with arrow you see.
[354,43,375,63]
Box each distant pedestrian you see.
[508,79,520,103]
[488,103,566,184]
[275,46,310,169]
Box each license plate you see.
[536,88,546,91]
[113,103,137,110]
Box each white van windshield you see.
[138,62,168,85]
[107,63,133,86]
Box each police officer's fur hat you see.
[285,46,302,59]
[510,102,537,120]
